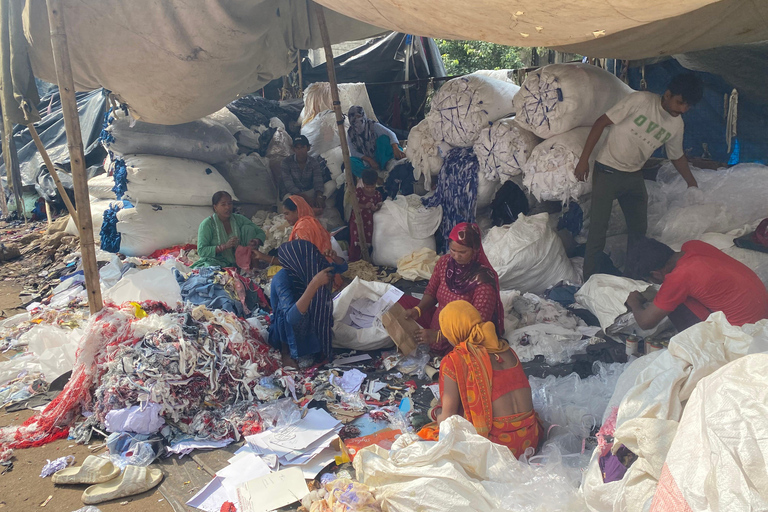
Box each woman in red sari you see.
[417,300,540,458]
[400,222,504,354]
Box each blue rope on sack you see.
[111,158,128,200]
[99,108,115,145]
[100,204,122,253]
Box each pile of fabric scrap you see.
[342,261,401,284]
[252,211,293,253]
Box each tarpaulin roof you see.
[20,0,386,125]
[313,0,768,60]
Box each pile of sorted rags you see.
[0,301,317,462]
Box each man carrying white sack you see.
[575,73,703,279]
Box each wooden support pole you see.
[46,0,102,313]
[0,168,7,216]
[0,115,24,219]
[297,50,303,96]
[313,2,370,262]
[27,123,80,231]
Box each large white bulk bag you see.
[205,107,249,136]
[523,127,603,203]
[332,277,395,351]
[65,196,117,238]
[87,174,117,199]
[652,354,768,512]
[428,74,520,147]
[215,153,278,205]
[476,172,502,210]
[103,110,238,164]
[483,213,578,294]
[110,154,236,206]
[320,146,344,182]
[115,203,211,257]
[405,119,445,190]
[301,110,350,157]
[513,63,633,139]
[300,82,377,126]
[473,117,542,182]
[372,195,442,268]
[574,274,651,332]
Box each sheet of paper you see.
[236,467,308,512]
[294,446,338,479]
[187,476,230,512]
[268,408,341,451]
[427,383,441,400]
[379,286,405,306]
[216,453,273,503]
[284,433,339,465]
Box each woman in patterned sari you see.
[417,300,540,458]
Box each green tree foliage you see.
[436,40,526,75]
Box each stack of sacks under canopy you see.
[93,109,239,257]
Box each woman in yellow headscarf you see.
[418,301,540,458]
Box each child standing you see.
[349,169,383,262]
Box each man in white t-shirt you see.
[574,73,703,279]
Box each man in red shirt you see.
[623,237,768,331]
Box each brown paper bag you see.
[381,302,420,356]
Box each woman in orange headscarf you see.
[284,195,344,288]
[418,301,540,458]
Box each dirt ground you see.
[1,223,174,512]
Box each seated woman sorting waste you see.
[418,301,540,458]
[269,240,347,368]
[193,191,274,269]
[399,222,504,355]
[284,195,345,289]
[347,105,405,177]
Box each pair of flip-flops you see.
[52,455,163,505]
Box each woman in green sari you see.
[193,191,272,269]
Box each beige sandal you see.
[52,455,121,485]
[81,465,163,505]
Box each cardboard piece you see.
[381,303,420,356]
[236,467,308,512]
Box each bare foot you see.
[281,353,298,369]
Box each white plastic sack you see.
[266,126,294,161]
[332,277,396,350]
[372,195,442,268]
[216,153,278,205]
[581,313,768,512]
[575,274,650,332]
[111,154,236,206]
[301,110,350,157]
[428,74,520,147]
[65,196,118,239]
[473,117,542,182]
[88,174,117,199]
[523,127,602,203]
[115,203,211,257]
[405,119,445,189]
[353,416,587,512]
[104,265,183,306]
[104,110,238,164]
[484,213,578,294]
[22,325,83,382]
[647,162,768,247]
[651,354,768,512]
[320,146,344,181]
[299,82,377,126]
[470,69,516,83]
[513,63,632,139]
[205,107,248,136]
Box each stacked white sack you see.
[103,109,238,165]
[473,117,542,182]
[405,119,445,190]
[65,196,119,239]
[428,74,520,147]
[115,203,211,257]
[523,127,603,203]
[470,69,516,83]
[513,63,632,139]
[109,154,236,206]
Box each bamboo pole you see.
[297,50,303,96]
[0,169,7,216]
[313,2,370,262]
[46,0,102,313]
[27,123,80,232]
[0,115,24,219]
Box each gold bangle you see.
[413,306,422,318]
